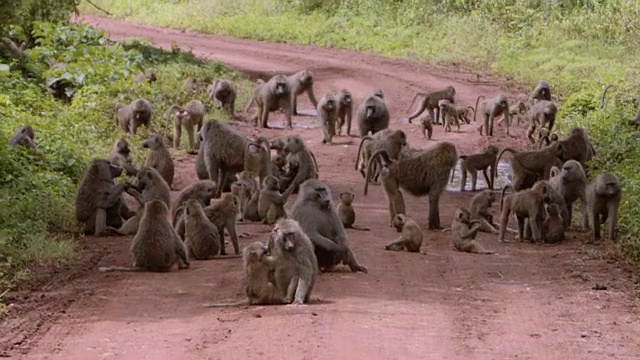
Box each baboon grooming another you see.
[475,94,511,137]
[207,79,236,114]
[114,98,152,134]
[317,93,338,144]
[364,142,458,230]
[469,189,499,234]
[9,125,36,149]
[548,160,588,229]
[495,142,564,191]
[247,74,293,128]
[498,181,552,243]
[109,138,138,177]
[335,88,353,136]
[291,179,368,273]
[356,90,390,137]
[384,214,423,252]
[142,134,174,188]
[288,70,318,116]
[165,100,205,151]
[451,208,494,254]
[586,174,622,241]
[199,119,247,197]
[282,136,318,195]
[406,86,456,124]
[171,180,217,226]
[454,145,499,191]
[99,200,190,272]
[531,80,552,102]
[183,199,221,260]
[337,191,370,231]
[542,203,565,244]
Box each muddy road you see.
[2,16,640,360]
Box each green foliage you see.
[0,0,80,37]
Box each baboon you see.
[337,191,370,231]
[335,88,353,136]
[8,125,36,149]
[364,142,458,229]
[530,100,558,133]
[469,189,499,234]
[207,78,236,114]
[540,127,596,168]
[406,86,456,124]
[244,136,271,185]
[384,214,422,252]
[317,93,338,144]
[142,134,174,188]
[258,175,291,225]
[531,80,551,102]
[355,129,407,181]
[495,142,564,191]
[183,76,198,92]
[199,119,247,197]
[502,100,528,126]
[454,145,499,191]
[268,218,318,304]
[542,203,565,244]
[475,94,510,137]
[108,138,138,177]
[243,186,262,222]
[134,70,157,83]
[451,208,493,254]
[183,199,221,260]
[454,104,475,124]
[203,194,241,255]
[171,180,217,226]
[288,70,318,116]
[114,98,152,134]
[99,200,190,272]
[586,174,622,241]
[291,179,368,273]
[75,159,133,236]
[247,74,293,128]
[498,181,552,243]
[548,160,587,229]
[420,114,434,140]
[282,136,318,195]
[165,100,205,151]
[356,90,390,137]
[439,99,462,132]
[537,129,559,148]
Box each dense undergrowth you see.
[79,0,640,265]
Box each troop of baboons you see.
[8,66,629,307]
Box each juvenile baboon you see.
[134,70,157,83]
[335,88,353,136]
[317,93,339,144]
[384,214,422,252]
[171,180,217,226]
[586,174,622,241]
[247,74,293,128]
[9,125,36,149]
[498,181,552,243]
[364,142,458,229]
[203,194,241,255]
[537,129,559,148]
[108,138,138,177]
[542,203,565,244]
[165,100,205,151]
[183,76,198,92]
[495,142,564,191]
[142,134,174,188]
[243,186,262,222]
[475,94,510,137]
[258,175,291,225]
[420,114,434,140]
[454,145,499,191]
[199,119,247,197]
[469,189,499,234]
[282,136,318,195]
[291,179,368,273]
[451,208,493,254]
[114,98,152,134]
[288,70,318,116]
[501,100,528,126]
[337,191,370,231]
[355,129,407,181]
[99,200,190,272]
[356,91,390,137]
[454,104,475,124]
[268,218,318,304]
[530,100,558,133]
[207,78,236,114]
[438,99,462,132]
[183,199,221,260]
[531,80,551,102]
[548,160,588,229]
[406,86,456,124]
[244,136,271,185]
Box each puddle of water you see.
[447,160,512,192]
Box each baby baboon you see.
[183,199,221,260]
[183,76,198,92]
[420,114,434,139]
[134,70,157,83]
[268,218,318,304]
[496,143,564,191]
[586,174,622,241]
[165,100,205,151]
[439,99,461,132]
[199,119,247,197]
[108,138,138,177]
[531,80,551,102]
[142,134,174,188]
[469,189,499,234]
[99,200,190,272]
[337,191,370,231]
[475,94,510,137]
[355,129,407,181]
[9,125,36,149]
[335,88,353,136]
[317,93,338,144]
[291,179,367,273]
[454,145,499,191]
[542,203,565,244]
[258,175,290,225]
[454,104,475,124]
[114,98,152,134]
[356,90,390,137]
[498,181,552,243]
[406,85,456,124]
[384,214,423,252]
[451,208,493,254]
[282,136,318,195]
[244,136,271,185]
[247,74,293,128]
[207,78,236,114]
[364,142,458,230]
[548,160,587,229]
[171,180,217,225]
[530,100,558,133]
[288,70,318,116]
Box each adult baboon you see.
[531,80,551,102]
[247,74,293,128]
[475,94,510,137]
[207,78,236,114]
[356,90,390,137]
[258,175,291,225]
[114,98,152,134]
[288,70,318,116]
[498,181,552,243]
[406,86,456,124]
[183,76,198,92]
[451,208,493,254]
[586,173,622,241]
[171,180,217,226]
[540,127,596,168]
[75,159,133,236]
[199,119,247,197]
[99,200,190,272]
[8,125,36,149]
[142,134,174,188]
[355,129,407,181]
[454,145,499,191]
[364,142,458,229]
[183,199,221,260]
[282,136,318,195]
[317,93,338,144]
[134,70,157,83]
[165,100,205,151]
[336,191,369,231]
[244,136,271,185]
[290,179,367,273]
[108,138,138,177]
[548,160,587,229]
[335,88,353,136]
[495,142,564,191]
[530,100,558,133]
[542,203,565,244]
[384,214,423,252]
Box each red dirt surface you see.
[2,16,640,360]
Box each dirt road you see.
[2,16,639,359]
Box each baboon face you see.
[142,135,162,149]
[184,199,200,217]
[560,160,585,181]
[299,71,313,85]
[270,138,287,151]
[116,139,130,155]
[339,192,354,205]
[455,208,471,223]
[302,180,331,210]
[18,125,35,140]
[146,71,157,82]
[446,86,456,96]
[545,203,560,216]
[391,214,406,232]
[15,135,36,148]
[283,136,304,154]
[264,176,280,191]
[323,96,336,110]
[339,91,352,105]
[272,76,289,95]
[596,175,621,196]
[391,131,408,147]
[365,103,376,118]
[243,241,268,265]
